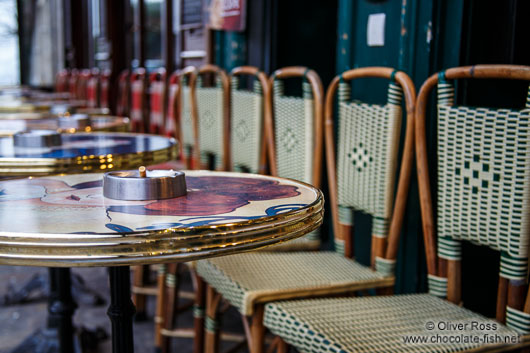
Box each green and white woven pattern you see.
[273,80,314,184]
[436,80,530,280]
[180,85,194,157]
[196,251,390,316]
[196,78,225,169]
[230,79,263,173]
[428,274,448,299]
[264,294,520,353]
[336,82,403,240]
[506,306,530,334]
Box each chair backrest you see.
[326,67,415,277]
[165,71,180,138]
[195,64,230,171]
[86,68,100,108]
[266,67,323,186]
[68,69,79,99]
[229,66,269,174]
[55,69,70,93]
[416,64,530,333]
[116,70,130,117]
[149,68,167,134]
[178,66,199,169]
[99,69,111,109]
[130,68,147,132]
[77,69,91,103]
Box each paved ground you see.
[0,266,250,353]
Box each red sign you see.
[207,0,246,32]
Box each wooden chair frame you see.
[129,67,148,132]
[265,66,324,187]
[86,68,100,108]
[230,65,270,175]
[194,64,230,171]
[99,69,111,109]
[416,64,530,324]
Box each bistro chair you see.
[196,67,415,353]
[196,66,324,353]
[263,65,530,353]
[154,66,270,353]
[77,69,91,105]
[55,69,70,93]
[86,68,100,108]
[149,68,167,134]
[130,67,148,132]
[195,64,230,171]
[116,69,130,117]
[99,69,111,109]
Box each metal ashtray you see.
[103,167,187,201]
[13,129,62,148]
[58,114,91,129]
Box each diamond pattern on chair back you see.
[230,77,263,173]
[273,79,314,184]
[336,81,403,243]
[436,78,530,281]
[196,77,225,170]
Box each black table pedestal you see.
[107,266,136,353]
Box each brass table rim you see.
[0,172,324,267]
[0,132,178,176]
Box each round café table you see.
[0,132,178,352]
[0,170,324,353]
[0,115,130,134]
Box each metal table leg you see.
[107,266,136,353]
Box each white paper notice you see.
[367,13,386,47]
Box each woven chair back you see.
[130,68,147,132]
[416,65,530,333]
[148,68,167,134]
[116,70,130,117]
[55,69,70,93]
[86,69,99,108]
[99,70,110,109]
[269,70,321,185]
[165,71,179,138]
[326,68,415,276]
[229,66,268,174]
[336,80,403,255]
[196,65,230,171]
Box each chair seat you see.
[266,230,320,251]
[196,252,393,316]
[264,294,523,353]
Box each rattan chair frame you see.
[416,64,530,324]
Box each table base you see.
[108,266,136,353]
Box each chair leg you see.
[132,265,147,320]
[161,263,179,353]
[249,305,265,353]
[154,264,167,351]
[276,338,288,353]
[192,269,206,353]
[204,285,223,353]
